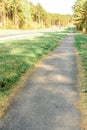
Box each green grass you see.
[0,32,66,94]
[74,33,87,92]
[0,31,67,116]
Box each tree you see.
[73,0,87,33]
[0,1,72,29]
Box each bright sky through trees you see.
[28,0,76,14]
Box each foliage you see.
[74,33,87,92]
[73,0,87,33]
[0,1,72,29]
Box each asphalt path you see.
[0,33,80,130]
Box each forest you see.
[73,0,87,33]
[0,0,71,29]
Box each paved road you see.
[0,28,63,41]
[0,31,44,41]
[0,33,80,130]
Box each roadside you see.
[0,29,66,118]
[0,28,65,41]
[74,32,87,130]
[0,32,80,130]
[77,55,87,130]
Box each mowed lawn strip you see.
[0,31,66,117]
[74,32,87,129]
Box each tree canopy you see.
[0,0,72,29]
[73,0,87,33]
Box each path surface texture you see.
[0,33,80,130]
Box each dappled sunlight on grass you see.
[10,48,25,55]
[0,32,66,94]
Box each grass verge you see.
[74,32,87,130]
[0,31,66,118]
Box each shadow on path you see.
[0,33,80,130]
